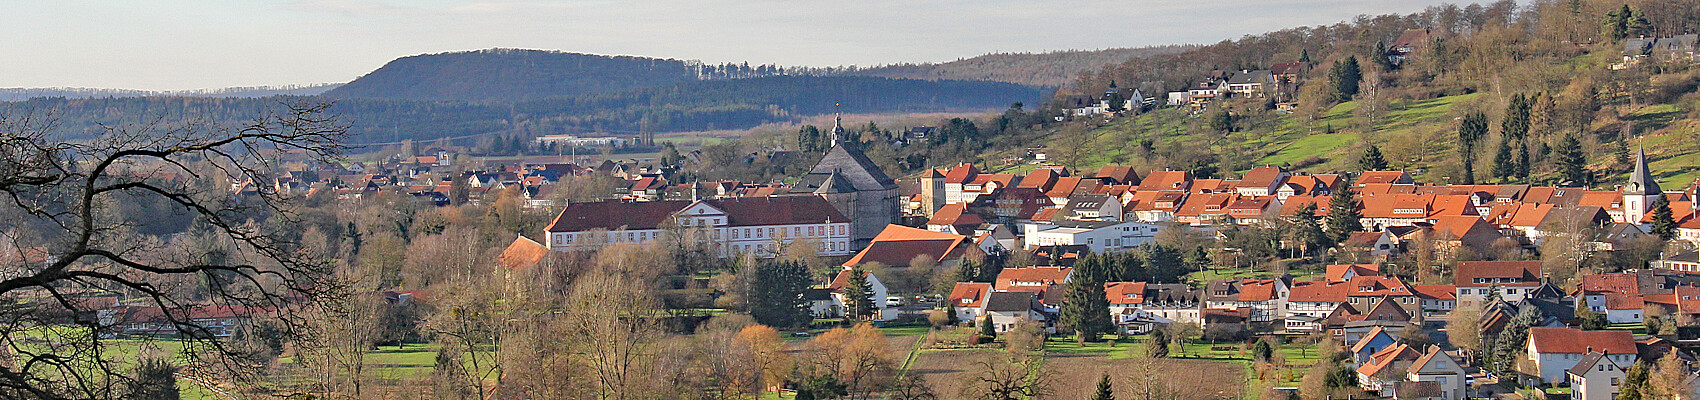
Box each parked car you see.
[884,296,904,307]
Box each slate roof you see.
[796,145,897,192]
[1568,351,1613,377]
[985,291,1036,312]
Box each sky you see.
[2,0,1466,91]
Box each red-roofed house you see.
[828,269,895,321]
[545,197,854,258]
[1527,327,1638,384]
[842,225,983,268]
[1454,261,1543,305]
[1236,166,1290,196]
[1356,171,1414,187]
[926,203,985,234]
[948,282,993,323]
[1412,284,1457,315]
[1137,170,1192,192]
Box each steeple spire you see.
[1628,143,1660,195]
[828,103,846,148]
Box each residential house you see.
[828,269,895,321]
[984,291,1048,333]
[1357,343,1424,396]
[1352,326,1399,364]
[1404,345,1469,400]
[1526,327,1637,384]
[1236,166,1290,196]
[1224,70,1275,97]
[1412,284,1457,317]
[1454,261,1544,306]
[1206,278,1287,323]
[1567,352,1627,400]
[947,282,993,323]
[926,203,986,234]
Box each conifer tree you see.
[1555,133,1588,187]
[1326,180,1364,243]
[1091,372,1116,400]
[842,266,877,321]
[750,260,814,329]
[1146,327,1170,358]
[978,314,997,341]
[1329,57,1362,101]
[1358,145,1389,171]
[1062,260,1113,343]
[1652,195,1677,240]
[1371,41,1394,71]
[1458,111,1490,184]
[1491,139,1517,181]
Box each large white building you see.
[1022,220,1160,253]
[544,196,855,257]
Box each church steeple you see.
[829,111,845,147]
[1628,144,1660,195]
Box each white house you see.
[1526,327,1637,384]
[1022,220,1160,253]
[1405,345,1468,400]
[1567,352,1627,400]
[983,291,1048,333]
[947,282,993,323]
[544,197,856,258]
[828,270,896,321]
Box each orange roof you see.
[1356,171,1411,186]
[1606,294,1645,310]
[1290,280,1351,303]
[1238,279,1278,301]
[841,225,974,267]
[1356,343,1422,377]
[995,267,1073,290]
[1506,203,1556,227]
[949,282,993,308]
[1326,264,1381,282]
[928,203,984,226]
[1046,177,1085,198]
[1529,327,1636,355]
[1137,170,1192,191]
[1106,282,1148,305]
[1240,166,1286,188]
[1279,195,1331,216]
[1189,179,1229,194]
[1578,190,1624,210]
[828,270,874,291]
[1031,207,1059,221]
[1577,274,1640,296]
[943,163,981,184]
[1345,275,1413,297]
[497,235,551,271]
[1174,192,1236,217]
[1091,166,1140,184]
[1412,285,1457,300]
[1428,215,1495,239]
[1016,168,1057,190]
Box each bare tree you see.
[958,354,1051,400]
[0,103,346,399]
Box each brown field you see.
[907,349,1247,400]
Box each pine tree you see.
[1359,145,1389,171]
[1092,372,1116,400]
[1652,195,1677,240]
[1299,49,1311,63]
[1371,41,1394,71]
[1062,260,1113,343]
[842,266,877,321]
[1619,362,1651,400]
[1146,245,1186,282]
[1458,111,1490,184]
[1330,57,1362,101]
[750,260,814,328]
[1326,181,1364,243]
[978,315,997,341]
[1555,133,1588,187]
[945,303,960,325]
[1491,139,1517,181]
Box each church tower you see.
[788,113,899,249]
[1623,144,1662,224]
[919,168,946,217]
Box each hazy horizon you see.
[6,0,1465,91]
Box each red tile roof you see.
[1239,279,1279,301]
[949,282,993,308]
[498,235,551,271]
[928,203,984,226]
[1577,274,1641,296]
[1356,171,1411,186]
[1605,294,1645,310]
[1454,261,1542,288]
[1239,166,1285,188]
[944,163,981,184]
[1529,327,1636,355]
[842,225,974,267]
[1106,282,1148,305]
[1412,285,1457,300]
[1016,168,1057,190]
[1289,280,1351,303]
[995,267,1073,290]
[1326,264,1381,282]
[1137,170,1192,191]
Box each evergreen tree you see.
[1458,111,1490,184]
[1604,5,1634,41]
[1291,203,1330,255]
[1299,49,1311,63]
[1253,339,1276,363]
[750,260,814,328]
[978,315,997,341]
[1145,245,1186,282]
[1371,41,1394,71]
[1652,195,1677,240]
[1358,145,1389,171]
[1491,139,1517,181]
[842,266,877,321]
[945,303,960,325]
[1062,259,1113,343]
[1515,141,1531,180]
[1326,181,1364,243]
[1330,57,1363,101]
[1619,362,1651,400]
[1092,372,1116,400]
[797,125,823,153]
[1555,133,1588,187]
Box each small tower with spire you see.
[829,111,846,148]
[1623,144,1662,224]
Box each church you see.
[787,114,902,249]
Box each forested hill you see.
[6,75,1041,144]
[844,46,1194,87]
[324,49,703,102]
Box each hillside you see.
[844,46,1192,87]
[0,84,341,101]
[324,49,703,102]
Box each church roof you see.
[1628,145,1661,195]
[812,170,857,194]
[796,145,898,192]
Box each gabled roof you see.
[1289,281,1351,303]
[1089,166,1140,185]
[808,143,897,191]
[1407,345,1460,375]
[1412,285,1457,300]
[1568,351,1618,377]
[1105,282,1148,305]
[1356,171,1412,186]
[1529,327,1636,355]
[1454,261,1542,287]
[1016,168,1057,190]
[827,270,874,291]
[842,225,974,267]
[928,203,985,226]
[949,282,993,308]
[943,163,981,184]
[1137,170,1192,191]
[545,200,692,232]
[1605,294,1645,310]
[1577,274,1641,296]
[498,235,551,270]
[1240,166,1287,188]
[1351,326,1393,353]
[1326,264,1381,282]
[995,267,1073,290]
[985,291,1037,312]
[1355,343,1422,377]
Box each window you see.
[1612,377,1620,386]
[731,230,739,239]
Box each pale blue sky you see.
[3,0,1465,90]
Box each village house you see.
[1454,261,1544,306]
[1022,220,1159,253]
[1567,352,1628,400]
[947,282,993,323]
[1400,345,1469,400]
[843,224,983,268]
[827,269,896,321]
[983,291,1048,333]
[1206,278,1287,323]
[1526,327,1638,385]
